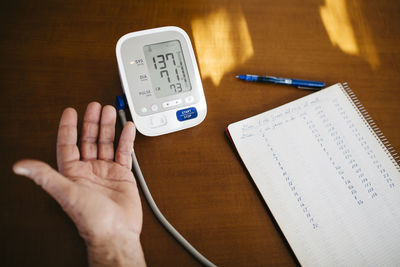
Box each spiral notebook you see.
[227,83,400,266]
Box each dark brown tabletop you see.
[1,0,400,266]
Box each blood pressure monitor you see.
[116,26,207,136]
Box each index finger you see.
[56,107,80,171]
[115,121,136,169]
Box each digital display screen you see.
[143,40,192,98]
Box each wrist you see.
[86,231,146,267]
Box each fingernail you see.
[13,166,30,176]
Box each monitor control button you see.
[162,98,182,109]
[149,115,167,128]
[151,104,158,111]
[185,96,194,103]
[176,107,198,121]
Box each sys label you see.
[176,107,198,121]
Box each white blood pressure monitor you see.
[116,27,207,136]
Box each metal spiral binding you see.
[340,82,400,171]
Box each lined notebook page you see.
[228,83,400,266]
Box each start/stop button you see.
[176,107,198,122]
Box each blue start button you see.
[176,107,198,121]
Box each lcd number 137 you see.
[152,53,182,92]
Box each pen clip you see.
[297,86,321,91]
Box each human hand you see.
[13,102,145,267]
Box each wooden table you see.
[1,0,399,266]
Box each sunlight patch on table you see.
[191,7,254,86]
[320,0,380,69]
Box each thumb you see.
[13,159,77,211]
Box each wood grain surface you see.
[1,0,399,266]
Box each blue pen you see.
[236,74,325,90]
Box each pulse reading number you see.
[152,53,183,93]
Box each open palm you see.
[13,102,144,265]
